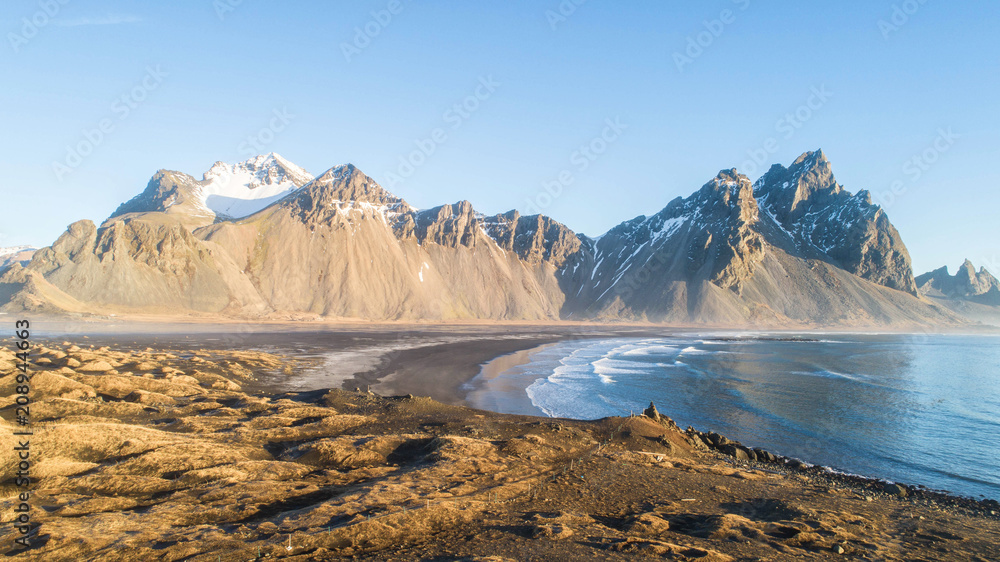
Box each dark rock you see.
[753,448,777,463]
[643,402,661,422]
[882,483,908,497]
[720,444,750,462]
[706,432,729,447]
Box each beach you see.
[2,335,999,560]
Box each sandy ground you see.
[1,339,998,561]
[26,321,676,406]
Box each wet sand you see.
[33,321,671,408]
[465,343,556,416]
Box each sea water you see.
[478,333,1000,501]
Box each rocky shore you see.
[1,341,998,560]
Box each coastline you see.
[30,326,1000,504]
[4,338,998,560]
[464,342,557,416]
[372,332,1000,505]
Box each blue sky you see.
[1,0,998,275]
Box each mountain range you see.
[0,150,990,327]
[913,260,1000,325]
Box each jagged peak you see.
[294,163,414,215]
[752,149,846,223]
[203,152,313,188]
[957,259,977,279]
[791,148,828,169]
[416,200,476,222]
[311,163,359,184]
[696,168,754,206]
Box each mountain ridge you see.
[0,150,976,327]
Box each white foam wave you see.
[794,370,869,383]
[592,357,646,377]
[621,345,679,357]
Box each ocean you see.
[469,333,1000,501]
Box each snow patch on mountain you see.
[198,153,314,219]
[0,246,36,258]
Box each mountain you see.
[109,153,314,228]
[754,151,918,295]
[5,160,576,319]
[915,261,1000,329]
[917,260,1000,303]
[0,150,970,327]
[0,246,37,272]
[194,164,574,319]
[559,155,953,326]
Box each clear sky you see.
[2,0,998,276]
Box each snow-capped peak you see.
[0,245,36,258]
[197,153,314,219]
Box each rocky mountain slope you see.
[109,153,314,229]
[560,152,954,325]
[0,151,970,327]
[755,151,917,295]
[194,164,573,319]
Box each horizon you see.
[2,0,998,276]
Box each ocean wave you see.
[592,357,647,377]
[793,369,872,384]
[621,345,679,357]
[501,334,1000,501]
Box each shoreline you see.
[3,339,998,559]
[30,327,1000,505]
[22,313,1000,336]
[363,332,1000,506]
[464,342,558,416]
